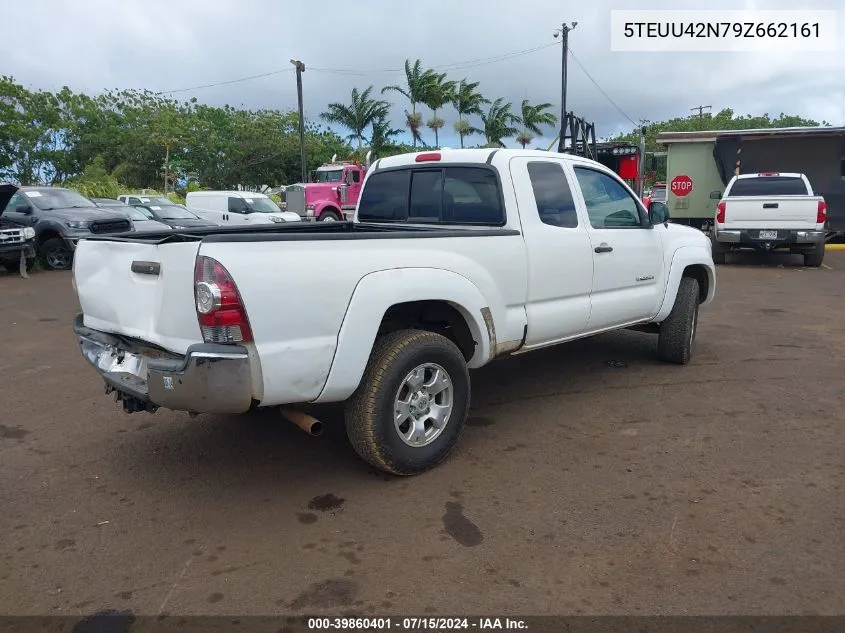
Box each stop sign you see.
[670,174,694,197]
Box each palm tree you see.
[451,79,489,148]
[320,86,390,149]
[423,72,456,148]
[480,98,519,148]
[382,59,437,147]
[369,115,404,155]
[516,99,557,149]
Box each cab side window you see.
[228,197,249,213]
[5,193,27,212]
[574,167,644,229]
[527,161,578,228]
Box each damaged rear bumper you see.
[73,314,254,414]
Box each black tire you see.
[318,210,342,222]
[2,257,36,273]
[803,242,825,267]
[710,234,727,265]
[344,329,470,476]
[39,238,73,270]
[658,276,700,365]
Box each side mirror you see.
[648,201,670,226]
[16,203,31,214]
[709,191,721,200]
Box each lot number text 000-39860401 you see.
[307,617,529,630]
[610,9,837,52]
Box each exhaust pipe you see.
[280,408,323,436]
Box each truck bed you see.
[73,220,528,405]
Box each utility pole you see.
[554,21,577,154]
[638,126,646,197]
[290,59,308,183]
[690,104,711,120]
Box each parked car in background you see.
[91,198,173,233]
[0,186,132,270]
[0,184,37,273]
[185,191,301,225]
[711,172,827,267]
[129,201,219,229]
[643,181,666,207]
[72,148,715,476]
[117,194,173,206]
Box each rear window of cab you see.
[358,166,505,225]
[728,176,809,196]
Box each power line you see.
[156,42,561,94]
[158,68,295,94]
[568,47,638,127]
[310,42,560,76]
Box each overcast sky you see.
[5,0,844,150]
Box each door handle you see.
[763,203,778,209]
[594,243,613,253]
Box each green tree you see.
[321,86,390,150]
[481,98,519,147]
[451,79,488,148]
[613,107,827,155]
[369,115,404,157]
[382,59,438,147]
[423,72,456,148]
[516,99,557,149]
[65,156,124,198]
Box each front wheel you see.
[344,329,470,476]
[658,276,700,365]
[318,211,341,222]
[39,238,73,270]
[2,258,34,273]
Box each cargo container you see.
[657,127,845,233]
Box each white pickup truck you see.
[711,172,827,267]
[72,149,716,475]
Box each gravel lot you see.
[1,252,844,617]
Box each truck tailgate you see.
[73,238,203,354]
[723,197,819,227]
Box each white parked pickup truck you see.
[72,149,716,475]
[711,172,827,267]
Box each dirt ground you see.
[1,251,843,618]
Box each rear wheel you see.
[344,329,470,476]
[318,210,341,222]
[803,242,825,267]
[39,238,73,270]
[658,276,700,365]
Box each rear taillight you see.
[194,255,253,343]
[716,201,726,224]
[817,199,827,224]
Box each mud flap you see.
[19,249,29,279]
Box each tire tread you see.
[658,276,700,365]
[344,329,469,476]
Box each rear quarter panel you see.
[199,232,528,405]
